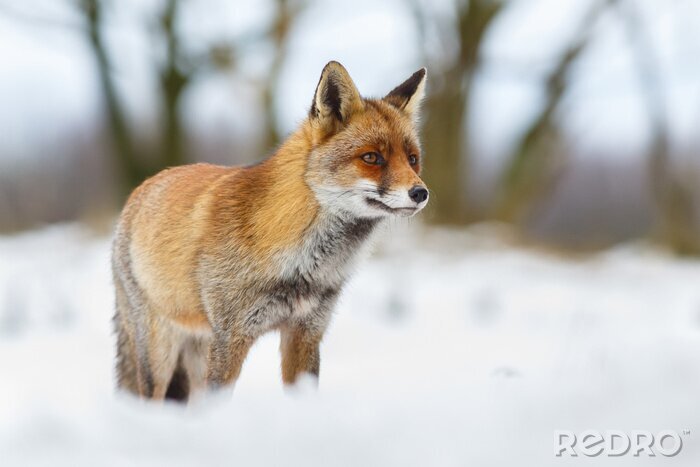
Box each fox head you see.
[304,61,428,219]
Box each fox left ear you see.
[310,61,364,136]
[384,68,427,120]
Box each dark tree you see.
[414,0,505,224]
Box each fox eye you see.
[408,154,419,165]
[361,152,384,165]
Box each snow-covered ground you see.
[1,223,699,466]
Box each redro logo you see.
[554,430,684,457]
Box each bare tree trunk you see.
[421,0,503,224]
[422,71,471,224]
[618,0,699,255]
[80,0,192,193]
[158,0,190,168]
[78,0,144,194]
[260,0,303,153]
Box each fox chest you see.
[242,277,336,332]
[241,216,378,332]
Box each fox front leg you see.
[206,331,254,389]
[201,281,257,389]
[279,298,335,386]
[279,323,323,385]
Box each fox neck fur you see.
[209,124,380,283]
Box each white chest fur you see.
[241,214,380,333]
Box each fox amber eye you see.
[361,152,383,165]
[408,154,419,165]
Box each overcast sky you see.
[0,0,698,167]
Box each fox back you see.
[112,61,429,401]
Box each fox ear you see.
[384,68,427,120]
[309,61,364,135]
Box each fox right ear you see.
[309,61,364,136]
[384,68,427,121]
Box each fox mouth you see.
[365,197,418,215]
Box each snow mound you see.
[1,224,699,466]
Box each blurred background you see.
[1,0,698,252]
[2,1,700,466]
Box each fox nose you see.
[408,185,429,204]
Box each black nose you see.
[408,186,428,204]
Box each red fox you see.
[112,61,428,401]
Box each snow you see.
[1,223,700,466]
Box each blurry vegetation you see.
[494,1,611,224]
[1,0,698,254]
[76,0,304,197]
[412,0,698,254]
[615,0,700,255]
